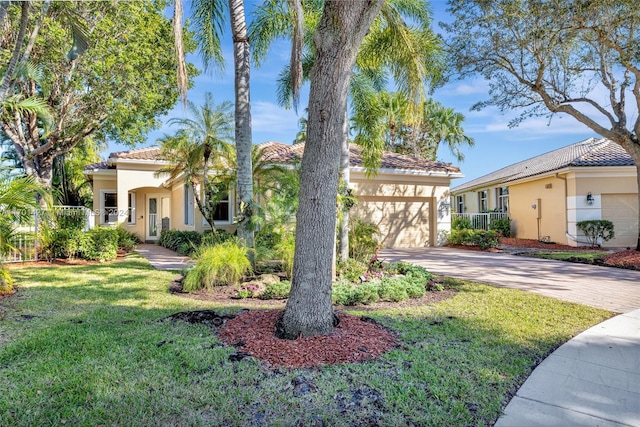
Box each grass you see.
[528,251,605,262]
[0,255,612,426]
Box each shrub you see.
[0,267,14,295]
[53,208,87,231]
[396,262,432,281]
[577,220,615,247]
[261,280,292,299]
[202,229,237,246]
[452,216,472,230]
[332,282,381,306]
[183,242,252,291]
[158,230,202,254]
[378,277,409,302]
[337,258,368,282]
[114,227,141,252]
[41,228,88,260]
[83,227,119,261]
[489,217,512,237]
[448,229,500,250]
[274,234,295,279]
[349,218,380,262]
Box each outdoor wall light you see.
[586,192,594,205]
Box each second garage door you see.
[601,194,638,248]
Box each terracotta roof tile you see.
[452,138,635,192]
[83,161,112,171]
[258,141,460,174]
[109,146,163,160]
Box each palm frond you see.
[191,0,227,72]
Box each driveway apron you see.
[380,247,640,313]
[381,247,640,426]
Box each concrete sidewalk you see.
[135,243,192,270]
[495,309,640,427]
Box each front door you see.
[146,194,170,241]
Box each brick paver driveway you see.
[381,247,640,313]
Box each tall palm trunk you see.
[229,0,254,257]
[276,0,384,339]
[339,112,350,262]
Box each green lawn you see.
[527,251,605,262]
[0,254,612,426]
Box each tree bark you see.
[276,0,384,339]
[229,0,255,259]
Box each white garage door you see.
[353,197,432,248]
[601,194,638,248]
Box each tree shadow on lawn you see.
[0,263,612,426]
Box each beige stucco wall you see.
[567,168,638,247]
[350,171,452,247]
[509,176,568,243]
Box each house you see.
[450,137,639,248]
[84,142,462,248]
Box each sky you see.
[106,0,605,186]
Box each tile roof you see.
[452,138,635,192]
[109,146,163,160]
[258,141,461,174]
[85,142,460,175]
[84,161,112,171]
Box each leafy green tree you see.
[157,93,235,232]
[0,0,195,193]
[443,0,640,250]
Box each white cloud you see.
[251,101,301,143]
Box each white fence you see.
[3,206,93,263]
[451,212,508,230]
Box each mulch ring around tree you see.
[164,309,399,369]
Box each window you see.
[213,192,230,222]
[127,192,136,224]
[479,190,488,212]
[202,187,233,226]
[184,184,194,226]
[498,187,509,213]
[101,191,117,224]
[456,195,465,213]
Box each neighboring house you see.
[84,142,462,248]
[451,137,639,248]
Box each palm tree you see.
[173,0,255,254]
[0,172,43,294]
[157,93,234,232]
[353,92,474,162]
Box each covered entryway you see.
[146,194,171,242]
[602,194,638,248]
[353,197,434,248]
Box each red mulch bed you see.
[499,237,607,251]
[450,237,640,270]
[603,249,640,270]
[218,309,398,369]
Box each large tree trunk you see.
[229,0,255,258]
[275,0,384,339]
